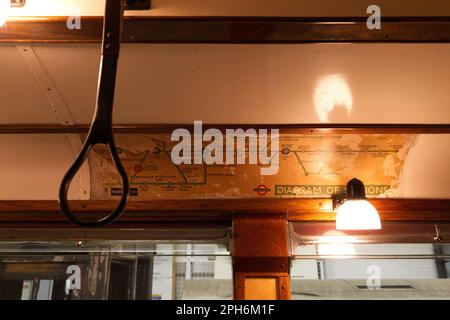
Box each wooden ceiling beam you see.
[0,124,449,134]
[1,16,450,44]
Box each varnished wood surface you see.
[1,16,450,44]
[232,212,290,300]
[232,212,289,258]
[234,273,290,300]
[0,227,229,241]
[0,199,448,227]
[0,123,449,134]
[0,198,448,214]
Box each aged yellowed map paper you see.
[89,134,416,200]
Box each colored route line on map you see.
[120,138,400,186]
[283,147,399,176]
[127,139,209,187]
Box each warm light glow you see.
[336,199,381,230]
[8,17,50,21]
[0,0,9,27]
[317,231,356,256]
[314,74,353,122]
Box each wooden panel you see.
[0,123,449,134]
[1,17,450,44]
[1,262,68,276]
[244,278,278,300]
[234,273,290,300]
[233,212,288,258]
[0,199,448,227]
[0,227,229,241]
[232,212,290,300]
[234,257,289,273]
[0,198,448,215]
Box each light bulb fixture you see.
[0,0,9,27]
[0,0,26,27]
[332,178,381,230]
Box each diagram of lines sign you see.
[254,184,271,196]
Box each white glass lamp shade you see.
[335,199,381,230]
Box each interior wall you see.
[0,134,448,200]
[0,42,448,200]
[0,1,448,302]
[402,135,450,198]
[0,135,89,200]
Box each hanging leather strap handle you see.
[59,0,129,227]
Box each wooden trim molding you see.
[0,199,448,227]
[1,16,450,44]
[0,124,449,135]
[0,227,230,241]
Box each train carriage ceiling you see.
[0,0,449,200]
[1,43,450,124]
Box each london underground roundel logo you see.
[253,184,271,196]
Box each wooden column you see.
[232,212,290,300]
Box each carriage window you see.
[0,241,232,300]
[291,243,450,300]
[289,222,450,300]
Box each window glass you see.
[291,243,450,300]
[0,241,232,300]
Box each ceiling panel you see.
[31,43,450,124]
[0,45,59,123]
